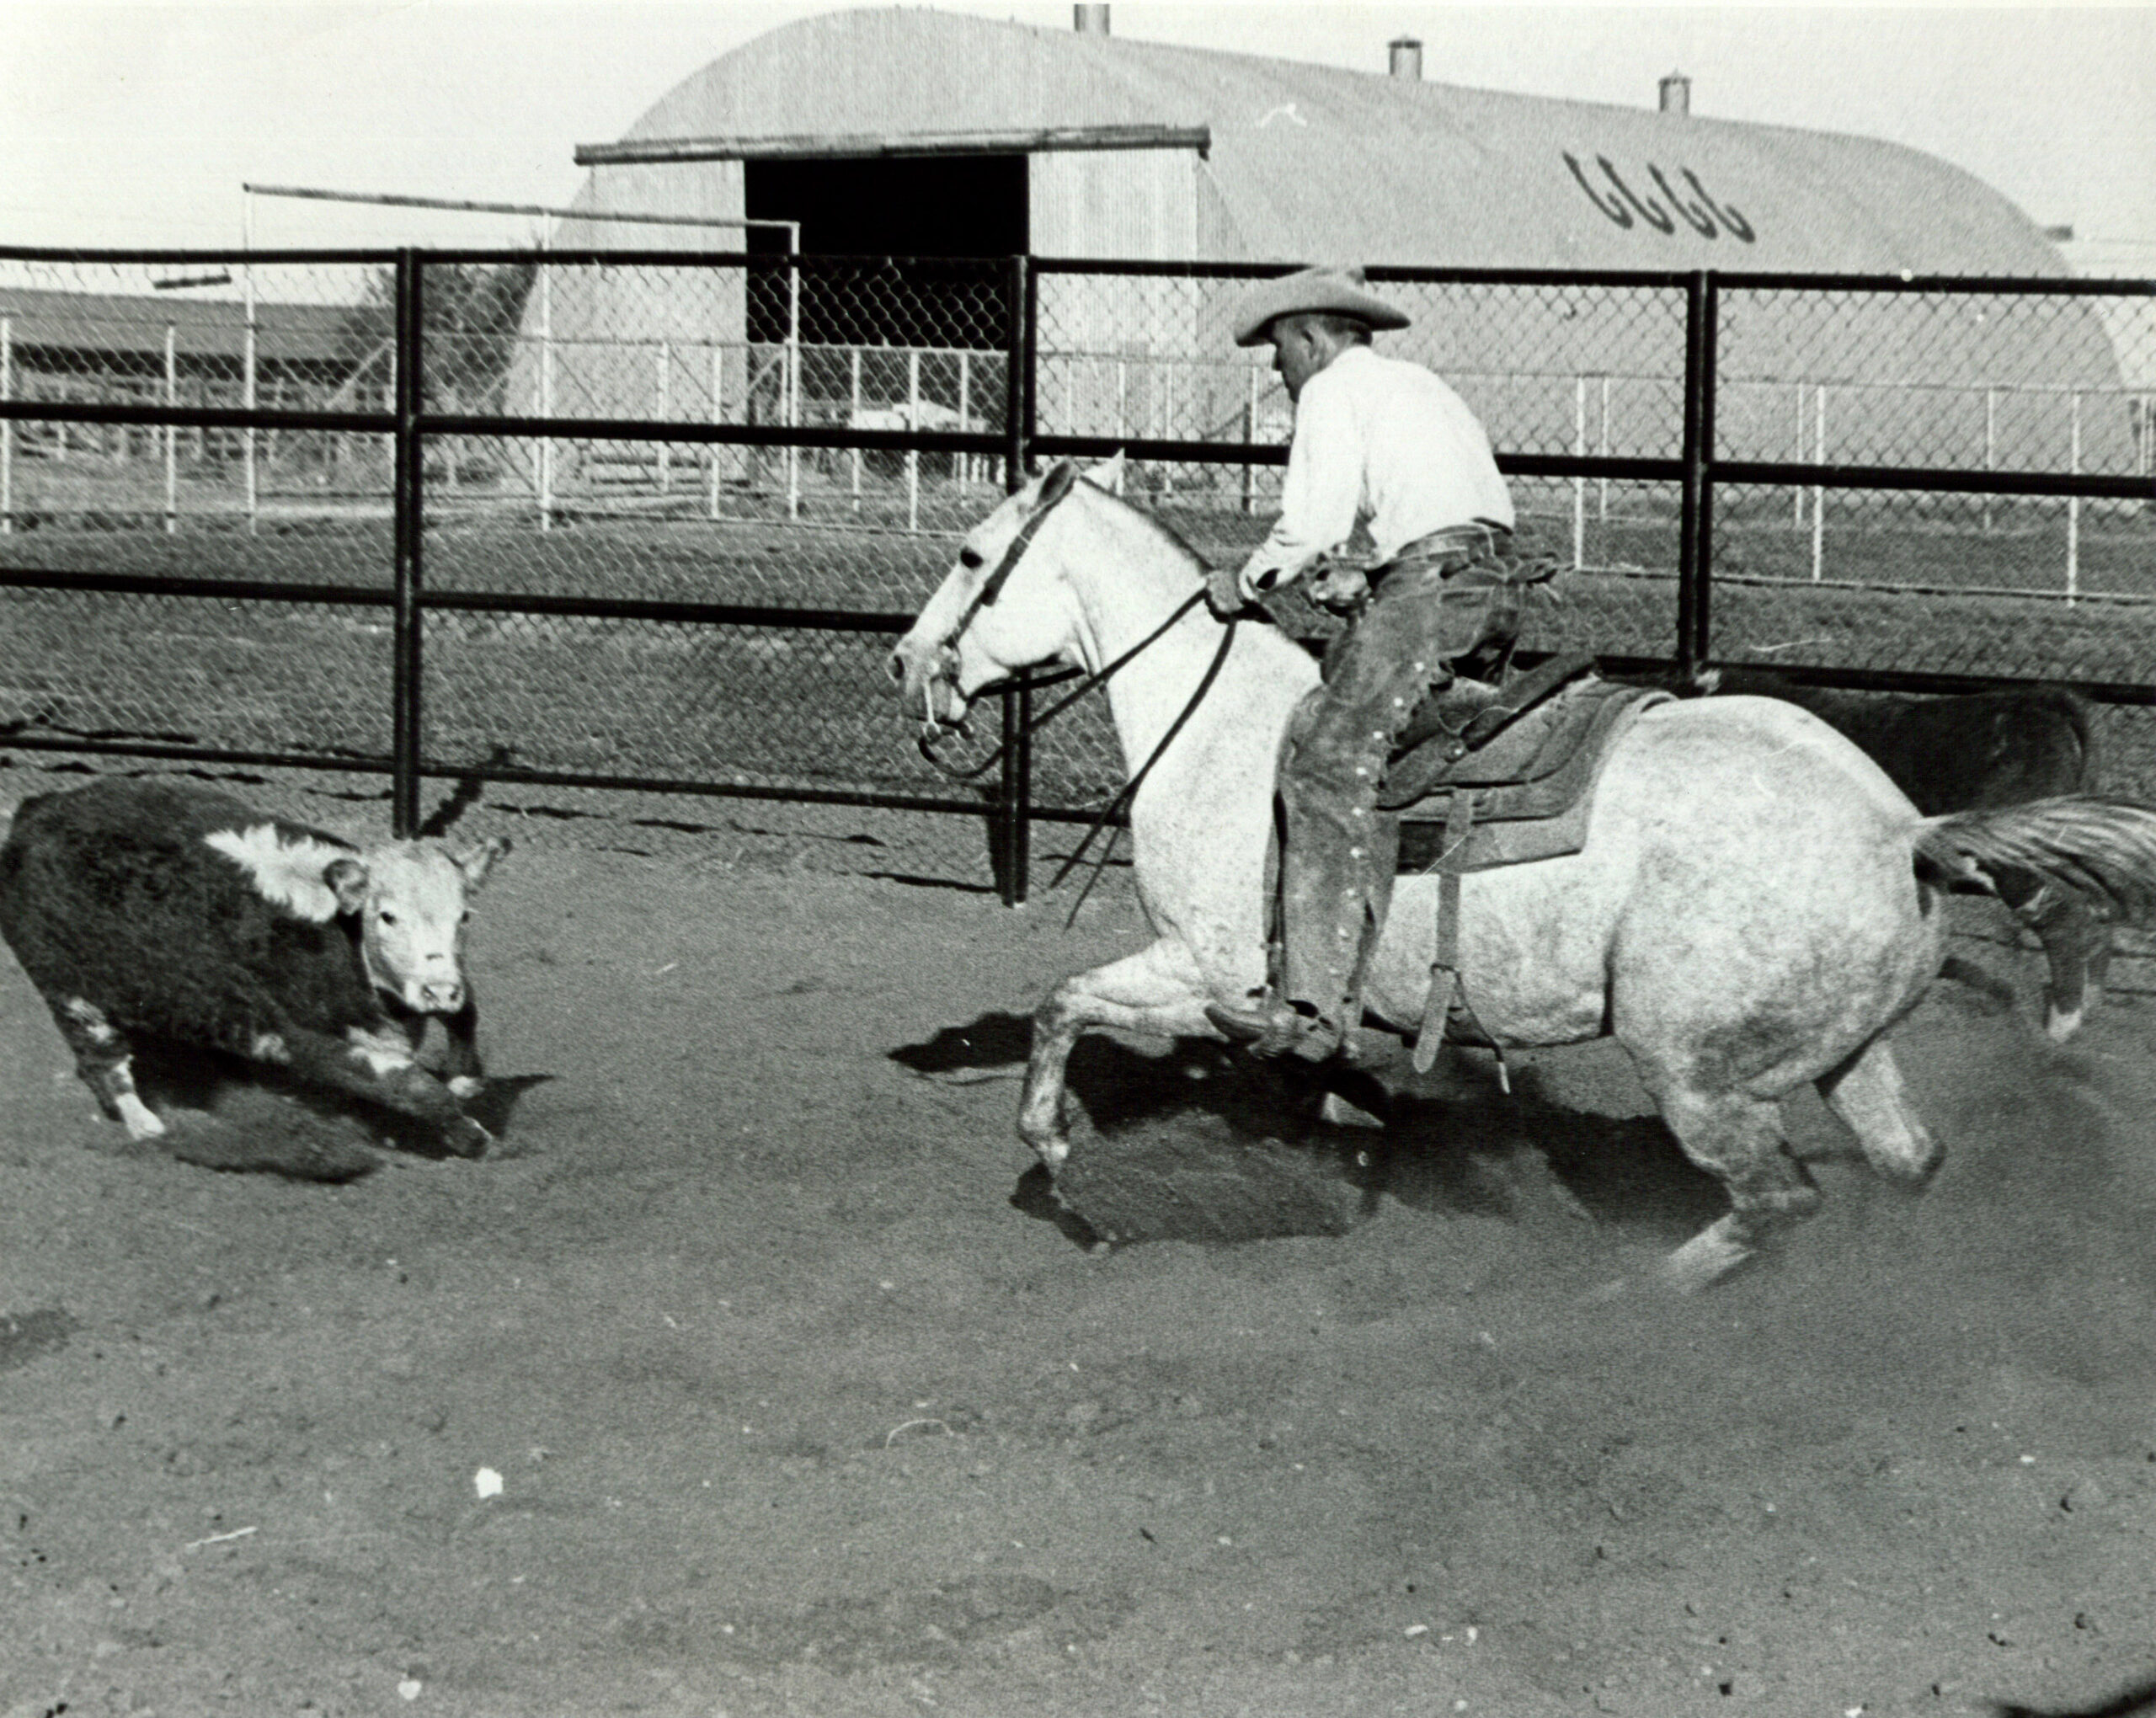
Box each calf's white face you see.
[207,823,507,1013]
[342,838,509,1013]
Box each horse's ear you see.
[1035,459,1078,510]
[1084,450,1127,494]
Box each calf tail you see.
[1915,796,2156,922]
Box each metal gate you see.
[1,247,2148,903]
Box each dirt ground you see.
[3,824,2155,1718]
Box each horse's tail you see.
[1915,795,2156,921]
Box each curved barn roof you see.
[532,8,2127,477]
[595,7,2068,275]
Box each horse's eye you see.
[959,547,984,570]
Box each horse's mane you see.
[1085,478,1210,575]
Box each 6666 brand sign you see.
[1563,152,1757,243]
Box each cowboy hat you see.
[1231,265,1412,347]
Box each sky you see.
[3,2,2153,264]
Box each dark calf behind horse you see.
[1704,667,2108,1039]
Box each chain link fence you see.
[2,248,2150,899]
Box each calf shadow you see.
[125,1042,552,1182]
[889,1011,1724,1249]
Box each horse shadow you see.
[889,1011,1725,1249]
[1990,1673,2156,1718]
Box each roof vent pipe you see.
[1074,4,1109,35]
[1659,71,1691,115]
[1389,37,1423,80]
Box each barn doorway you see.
[747,154,1027,262]
[744,153,1026,354]
[744,153,1027,460]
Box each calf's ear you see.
[323,856,371,915]
[455,835,510,894]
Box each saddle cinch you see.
[1349,653,1670,1070]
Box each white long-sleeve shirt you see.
[1239,344,1515,598]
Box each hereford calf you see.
[0,779,508,1155]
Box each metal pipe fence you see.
[0,246,2149,904]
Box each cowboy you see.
[1203,265,1518,1063]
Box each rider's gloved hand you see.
[1204,560,1253,621]
[1305,559,1369,613]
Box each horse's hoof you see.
[445,1115,494,1160]
[1317,1090,1385,1130]
[1659,1218,1756,1293]
[1020,1123,1070,1172]
[118,1105,170,1144]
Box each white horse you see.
[891,456,2156,1288]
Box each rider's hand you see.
[1306,560,1369,613]
[1205,561,1251,620]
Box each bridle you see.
[907,474,1084,752]
[910,472,1239,906]
[937,481,1067,668]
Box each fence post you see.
[656,342,670,494]
[708,344,724,521]
[391,249,426,839]
[243,257,259,535]
[846,349,863,508]
[906,347,921,534]
[785,237,801,521]
[2068,392,2081,606]
[1810,385,1826,583]
[1982,387,1996,535]
[958,349,972,486]
[536,248,554,533]
[1598,374,1611,523]
[1242,365,1259,515]
[1572,375,1587,569]
[1675,270,1717,676]
[1161,363,1176,501]
[1792,383,1805,530]
[164,325,179,536]
[993,254,1035,907]
[2,316,13,536]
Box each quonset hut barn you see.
[515,5,2132,499]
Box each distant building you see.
[565,7,2073,272]
[516,6,2133,475]
[0,288,363,398]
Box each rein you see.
[1048,611,1238,923]
[909,476,1240,910]
[916,586,1211,783]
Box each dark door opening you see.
[747,154,1027,259]
[744,154,1026,354]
